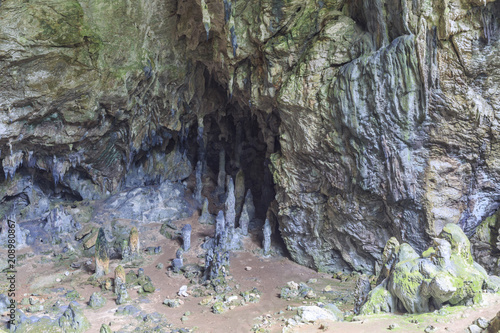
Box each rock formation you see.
[129,227,139,257]
[361,224,488,314]
[94,228,109,277]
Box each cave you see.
[2,0,500,331]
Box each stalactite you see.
[3,151,23,180]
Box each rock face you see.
[361,224,488,314]
[1,0,500,273]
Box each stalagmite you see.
[181,224,192,251]
[95,228,109,277]
[114,265,125,294]
[199,197,215,224]
[263,219,272,255]
[239,190,255,236]
[234,169,245,221]
[194,161,203,205]
[225,177,236,229]
[129,227,140,256]
[216,149,226,195]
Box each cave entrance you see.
[201,104,277,222]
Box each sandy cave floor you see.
[1,214,499,333]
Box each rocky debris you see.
[424,325,436,333]
[88,292,106,309]
[387,323,399,330]
[199,288,261,314]
[361,224,488,315]
[95,228,109,277]
[115,305,141,316]
[163,298,183,308]
[145,246,162,255]
[11,303,89,332]
[280,282,313,300]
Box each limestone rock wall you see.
[1,0,500,273]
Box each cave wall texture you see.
[1,0,500,274]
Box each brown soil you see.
[1,215,500,333]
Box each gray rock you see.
[467,324,482,333]
[475,317,489,329]
[163,299,181,308]
[58,303,90,331]
[88,292,106,309]
[93,181,192,225]
[298,306,339,323]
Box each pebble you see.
[245,266,252,271]
[475,317,489,329]
[178,285,189,297]
[467,324,482,333]
[424,325,436,333]
[64,271,69,276]
[56,278,61,282]
[388,323,398,330]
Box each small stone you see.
[64,271,70,276]
[56,278,62,282]
[287,281,299,290]
[178,285,189,297]
[245,266,252,271]
[467,324,482,333]
[424,325,436,333]
[323,285,332,292]
[388,323,398,330]
[156,263,164,269]
[163,298,181,308]
[475,317,489,329]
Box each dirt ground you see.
[1,214,500,333]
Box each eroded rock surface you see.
[361,224,488,314]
